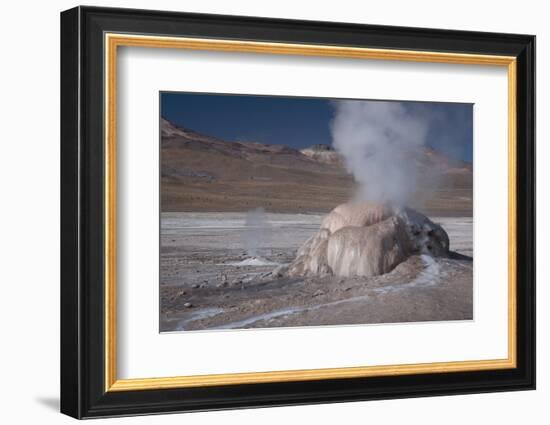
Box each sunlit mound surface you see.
[286,202,449,278]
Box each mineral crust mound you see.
[286,202,449,278]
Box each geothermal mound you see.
[287,203,449,278]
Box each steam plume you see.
[243,207,270,257]
[330,100,430,206]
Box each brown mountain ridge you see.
[160,118,472,215]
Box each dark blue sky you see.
[161,92,473,162]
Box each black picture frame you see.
[61,5,535,419]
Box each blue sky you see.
[161,92,473,162]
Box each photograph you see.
[159,93,474,332]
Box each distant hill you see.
[160,118,472,216]
[300,144,342,165]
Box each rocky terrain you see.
[160,212,472,332]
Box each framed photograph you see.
[60,6,535,419]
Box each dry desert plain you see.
[160,212,473,331]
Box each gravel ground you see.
[160,212,473,332]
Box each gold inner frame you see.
[104,33,517,392]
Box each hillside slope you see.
[160,118,472,215]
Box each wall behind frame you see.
[0,1,543,424]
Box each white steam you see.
[243,207,270,257]
[331,100,430,205]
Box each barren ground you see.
[160,212,473,332]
